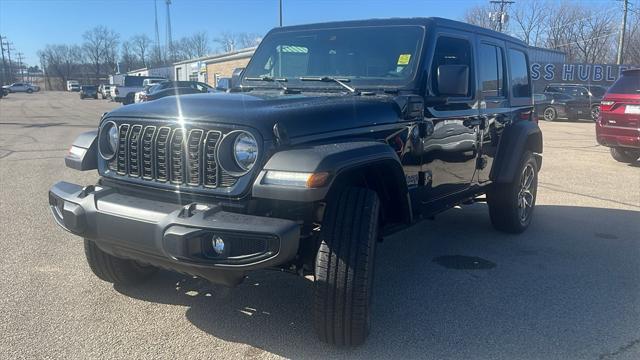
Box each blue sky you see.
[0,0,614,66]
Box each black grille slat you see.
[127,125,143,177]
[141,126,156,179]
[116,124,130,175]
[108,122,242,191]
[203,131,221,187]
[155,127,171,182]
[169,129,185,184]
[186,130,203,185]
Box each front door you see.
[421,33,480,202]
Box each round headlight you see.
[233,132,258,171]
[99,121,119,160]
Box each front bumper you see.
[48,181,300,286]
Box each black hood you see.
[105,92,403,141]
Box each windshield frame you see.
[240,24,426,92]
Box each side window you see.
[479,43,504,97]
[508,49,531,98]
[432,36,473,97]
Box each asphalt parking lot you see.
[1,91,639,360]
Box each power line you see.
[552,31,620,49]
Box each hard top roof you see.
[268,17,526,46]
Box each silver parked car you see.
[2,82,40,93]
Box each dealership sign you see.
[531,63,639,83]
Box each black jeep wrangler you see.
[49,18,542,346]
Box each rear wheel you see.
[314,187,380,346]
[542,107,557,122]
[26,88,33,94]
[84,239,156,285]
[488,151,538,233]
[610,147,640,163]
[590,105,600,121]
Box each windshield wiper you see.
[299,76,358,94]
[244,76,289,91]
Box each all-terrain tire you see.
[487,151,539,234]
[314,187,380,346]
[84,239,156,284]
[610,147,640,163]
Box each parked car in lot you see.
[79,85,98,99]
[110,76,165,105]
[98,84,112,99]
[596,69,640,163]
[540,83,607,121]
[67,80,80,91]
[50,17,541,347]
[2,82,39,93]
[140,81,215,102]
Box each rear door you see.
[476,35,508,183]
[421,32,481,201]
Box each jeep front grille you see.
[106,122,238,189]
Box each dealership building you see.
[171,47,256,87]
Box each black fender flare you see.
[490,121,543,184]
[65,130,98,171]
[253,141,409,204]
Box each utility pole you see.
[0,35,7,85]
[3,40,14,83]
[17,52,25,82]
[165,0,173,64]
[616,0,628,65]
[279,0,283,27]
[489,0,514,32]
[154,0,161,64]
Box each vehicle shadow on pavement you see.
[115,204,640,359]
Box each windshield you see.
[242,25,425,90]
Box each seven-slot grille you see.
[107,122,238,189]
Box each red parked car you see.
[596,69,640,163]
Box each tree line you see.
[464,0,640,65]
[37,26,261,87]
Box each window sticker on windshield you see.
[397,54,412,65]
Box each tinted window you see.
[432,36,473,97]
[608,72,640,94]
[589,86,607,97]
[243,26,424,88]
[479,44,504,97]
[509,49,530,98]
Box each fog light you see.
[212,236,225,255]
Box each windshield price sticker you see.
[397,54,412,65]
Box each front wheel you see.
[542,107,557,122]
[84,239,156,285]
[488,151,539,233]
[610,147,640,163]
[26,88,33,94]
[314,187,380,346]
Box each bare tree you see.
[623,11,640,64]
[214,31,239,53]
[82,26,119,76]
[120,41,138,73]
[188,31,211,57]
[512,1,548,46]
[237,32,262,49]
[131,34,152,68]
[573,7,616,64]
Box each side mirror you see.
[436,65,469,97]
[231,67,245,88]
